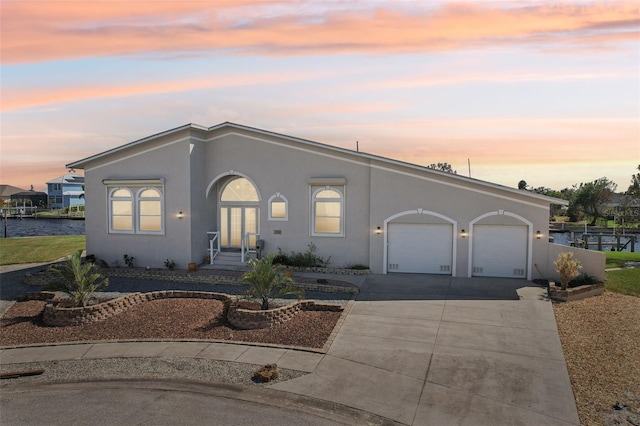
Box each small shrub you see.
[554,252,582,291]
[123,254,135,268]
[347,263,369,270]
[272,243,331,268]
[568,273,600,288]
[164,259,176,270]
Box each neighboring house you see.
[0,184,26,202]
[47,174,85,209]
[67,122,602,280]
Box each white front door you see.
[220,206,257,248]
[219,177,260,249]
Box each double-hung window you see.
[311,185,344,237]
[105,179,164,235]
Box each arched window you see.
[221,178,259,202]
[312,187,344,236]
[268,193,288,220]
[106,183,164,234]
[137,187,163,232]
[109,188,133,232]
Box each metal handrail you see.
[207,231,221,265]
[241,232,259,263]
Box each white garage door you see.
[472,225,528,278]
[387,223,453,274]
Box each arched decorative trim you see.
[205,170,261,201]
[382,209,458,276]
[467,210,533,279]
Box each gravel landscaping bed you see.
[553,291,640,426]
[0,298,341,349]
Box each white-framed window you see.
[268,193,288,221]
[109,188,134,233]
[311,186,344,237]
[106,182,164,235]
[137,188,163,233]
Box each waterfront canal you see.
[2,218,85,238]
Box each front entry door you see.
[220,206,257,248]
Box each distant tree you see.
[627,164,640,198]
[428,162,457,174]
[569,177,617,225]
[518,180,528,190]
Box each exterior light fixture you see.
[178,211,184,219]
[375,226,382,235]
[536,230,542,239]
[460,229,467,238]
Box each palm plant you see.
[46,249,108,307]
[242,253,302,310]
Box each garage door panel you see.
[388,223,453,274]
[472,225,527,278]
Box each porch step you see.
[209,251,255,271]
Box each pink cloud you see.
[2,1,637,64]
[1,70,343,111]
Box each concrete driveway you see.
[270,274,580,425]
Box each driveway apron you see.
[270,274,580,426]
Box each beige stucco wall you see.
[82,129,195,268]
[367,161,552,277]
[200,130,371,268]
[77,124,560,277]
[546,243,606,283]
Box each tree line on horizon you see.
[427,162,640,226]
[518,165,640,226]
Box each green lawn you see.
[603,251,639,297]
[605,269,640,297]
[0,235,86,265]
[604,251,640,268]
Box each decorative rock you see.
[253,364,279,382]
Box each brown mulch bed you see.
[553,292,640,426]
[0,298,341,349]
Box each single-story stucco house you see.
[67,122,604,280]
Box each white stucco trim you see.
[383,209,458,276]
[467,210,533,280]
[205,171,262,201]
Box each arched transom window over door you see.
[219,177,259,247]
[221,177,259,202]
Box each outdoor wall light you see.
[375,226,382,235]
[536,230,542,239]
[178,211,184,219]
[460,229,467,238]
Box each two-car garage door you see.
[387,222,529,278]
[387,223,453,274]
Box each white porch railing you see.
[207,232,221,265]
[241,232,259,263]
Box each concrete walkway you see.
[0,271,579,425]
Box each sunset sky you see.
[1,0,638,193]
